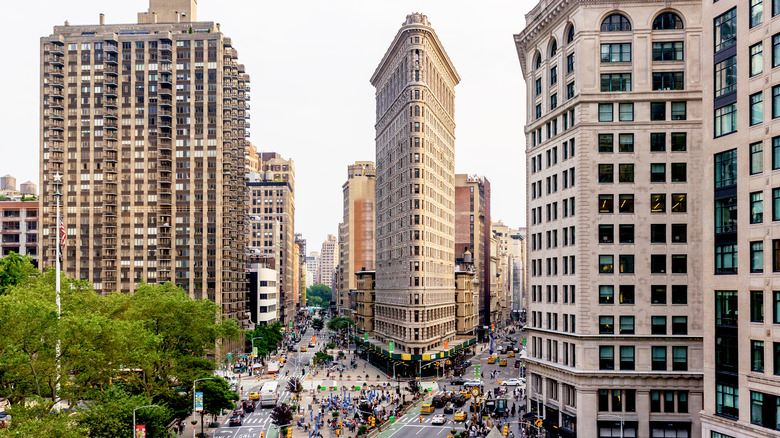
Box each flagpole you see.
[53,172,62,413]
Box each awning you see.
[522,412,540,420]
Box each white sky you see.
[0,0,534,249]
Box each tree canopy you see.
[306,283,331,307]
[327,317,356,332]
[245,321,283,358]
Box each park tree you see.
[270,403,294,427]
[306,283,331,307]
[327,316,356,332]
[78,385,171,438]
[0,252,38,294]
[311,318,324,331]
[286,377,303,402]
[245,321,283,358]
[0,397,89,438]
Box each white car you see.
[463,379,483,387]
[431,414,447,425]
[501,379,524,386]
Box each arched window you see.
[550,40,558,57]
[534,53,542,70]
[601,14,631,32]
[566,25,575,44]
[653,12,683,30]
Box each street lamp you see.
[193,377,214,437]
[133,404,159,438]
[52,171,63,412]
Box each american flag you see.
[59,213,66,250]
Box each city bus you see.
[267,361,279,374]
[259,381,279,407]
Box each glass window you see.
[715,244,738,274]
[652,41,684,61]
[535,78,542,96]
[672,316,688,334]
[599,316,614,334]
[652,285,667,304]
[567,25,575,43]
[599,224,614,243]
[714,149,737,188]
[618,133,634,152]
[651,194,666,212]
[673,346,688,371]
[751,0,764,28]
[601,14,631,32]
[671,254,687,273]
[672,285,687,304]
[751,142,764,174]
[671,194,687,212]
[751,191,764,223]
[750,93,763,126]
[671,132,687,151]
[599,255,614,273]
[619,194,634,213]
[599,194,614,213]
[651,316,667,334]
[752,340,765,372]
[671,224,687,243]
[714,8,737,52]
[600,73,631,91]
[715,383,739,418]
[715,104,737,137]
[651,391,662,412]
[751,290,765,322]
[651,133,666,152]
[550,40,558,57]
[535,53,542,70]
[750,392,764,425]
[599,164,614,183]
[652,72,684,90]
[774,342,780,375]
[651,163,666,182]
[619,103,634,121]
[774,189,780,221]
[619,164,634,182]
[651,224,666,243]
[598,134,614,152]
[652,346,667,370]
[619,285,635,304]
[775,291,780,323]
[773,137,780,169]
[750,43,764,76]
[620,346,635,370]
[599,346,615,370]
[550,94,558,110]
[599,103,613,122]
[566,53,574,73]
[671,101,686,120]
[535,104,541,119]
[550,66,558,85]
[715,290,738,326]
[751,241,764,273]
[599,285,614,304]
[773,33,780,68]
[651,102,666,121]
[600,43,632,62]
[715,197,738,234]
[671,163,687,182]
[619,255,634,273]
[651,254,666,273]
[566,81,575,99]
[773,85,780,118]
[714,56,737,97]
[653,12,684,30]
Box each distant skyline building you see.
[370,13,460,356]
[39,0,250,338]
[0,201,39,266]
[318,234,337,294]
[337,161,376,316]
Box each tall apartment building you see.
[319,234,337,293]
[515,1,704,436]
[370,13,460,355]
[455,174,492,326]
[39,0,249,329]
[295,233,307,308]
[305,251,319,289]
[701,1,780,436]
[246,152,295,324]
[492,221,523,323]
[337,161,376,316]
[0,201,39,266]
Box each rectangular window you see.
[672,285,687,304]
[671,254,687,273]
[715,104,737,137]
[651,163,666,182]
[550,94,558,110]
[671,193,687,212]
[567,53,574,73]
[535,104,541,119]
[600,73,632,92]
[715,197,738,234]
[751,191,764,223]
[651,224,666,243]
[751,241,764,273]
[652,316,667,334]
[617,224,634,242]
[752,290,765,322]
[619,103,634,121]
[599,346,614,370]
[652,286,667,304]
[599,224,614,243]
[599,164,614,183]
[652,346,667,370]
[599,103,613,122]
[672,224,687,243]
[671,132,687,151]
[535,78,542,96]
[599,285,614,304]
[651,102,666,121]
[673,346,688,371]
[619,316,635,334]
[773,85,780,118]
[652,41,684,61]
[714,8,737,52]
[600,43,631,63]
[599,194,614,213]
[751,0,764,28]
[651,391,662,412]
[752,340,765,372]
[599,255,614,273]
[773,33,780,67]
[775,291,780,323]
[672,316,688,334]
[598,134,614,152]
[651,133,666,152]
[619,163,634,182]
[651,254,666,273]
[566,81,575,99]
[550,66,557,85]
[671,101,687,120]
[620,346,635,370]
[774,239,780,272]
[715,244,739,274]
[651,194,666,213]
[775,342,780,375]
[714,149,737,188]
[619,255,634,273]
[716,290,739,326]
[751,142,764,174]
[714,56,737,97]
[715,383,739,418]
[619,285,635,304]
[652,72,684,90]
[750,43,764,76]
[619,194,634,213]
[671,163,687,182]
[599,316,614,334]
[774,138,780,170]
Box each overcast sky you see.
[0,0,533,250]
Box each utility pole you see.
[53,171,63,412]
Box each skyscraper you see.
[319,234,337,293]
[515,1,704,436]
[40,0,249,329]
[337,161,376,316]
[370,13,460,355]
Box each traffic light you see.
[503,425,508,436]
[261,433,264,438]
[287,428,292,438]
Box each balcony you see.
[104,108,118,118]
[158,128,172,139]
[104,151,118,162]
[104,131,117,140]
[45,120,64,130]
[104,119,118,129]
[159,74,172,85]
[104,54,118,64]
[47,66,64,76]
[103,85,117,97]
[49,44,64,55]
[103,141,118,152]
[46,86,63,98]
[158,108,172,117]
[160,43,172,51]
[47,132,64,141]
[158,84,173,96]
[104,97,117,108]
[103,75,117,86]
[47,76,64,87]
[158,139,172,151]
[48,98,64,110]
[104,43,118,53]
[104,64,118,75]
[159,97,172,107]
[104,162,117,173]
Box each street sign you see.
[253,347,258,358]
[364,333,368,341]
[534,418,543,427]
[290,321,293,327]
[444,340,449,349]
[474,365,481,378]
[388,341,394,353]
[194,392,204,412]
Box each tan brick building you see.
[39,0,249,331]
[515,1,704,436]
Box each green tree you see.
[286,377,303,402]
[0,397,89,438]
[311,318,324,331]
[0,252,38,294]
[78,385,171,438]
[327,317,355,332]
[199,376,238,416]
[312,351,333,366]
[306,283,331,307]
[245,322,283,358]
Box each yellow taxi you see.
[279,357,287,364]
[300,346,307,352]
[499,358,507,367]
[249,391,260,400]
[487,356,496,364]
[459,390,471,400]
[420,404,435,414]
[454,410,467,422]
[508,350,515,357]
